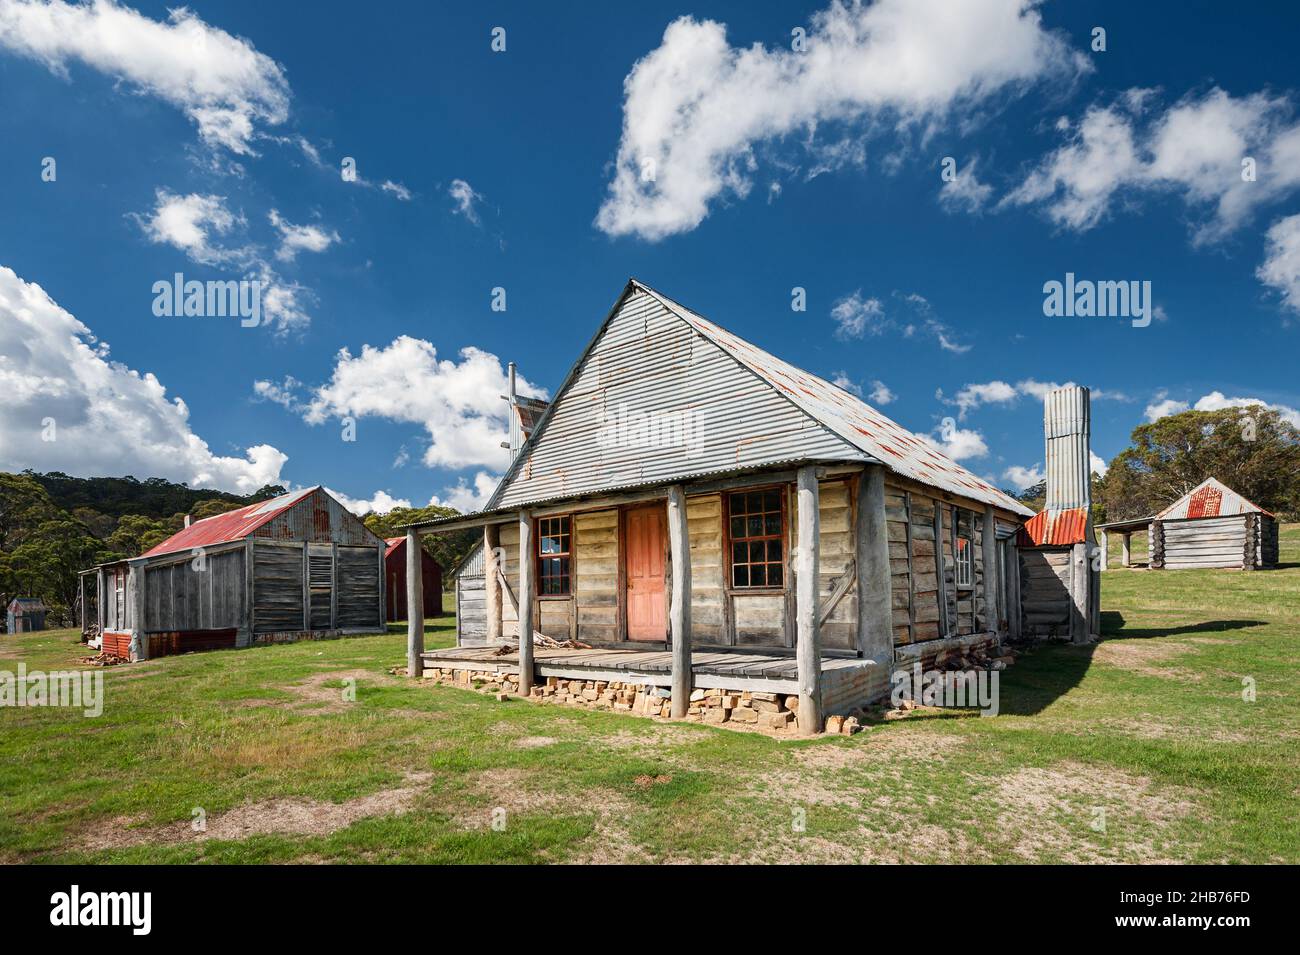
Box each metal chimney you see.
[183,514,192,528]
[1043,385,1091,511]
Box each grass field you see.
[2,529,1298,864]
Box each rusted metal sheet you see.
[142,487,316,558]
[488,281,1032,516]
[1017,506,1089,546]
[1156,477,1272,520]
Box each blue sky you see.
[2,0,1299,513]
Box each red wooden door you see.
[625,505,667,641]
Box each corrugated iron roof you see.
[141,487,318,559]
[1156,477,1273,520]
[384,536,405,558]
[515,397,549,441]
[637,282,1033,516]
[1017,506,1090,546]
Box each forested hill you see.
[31,472,281,521]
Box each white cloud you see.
[325,487,411,516]
[946,377,1128,419]
[449,179,483,225]
[381,180,413,201]
[133,191,315,333]
[1005,87,1300,241]
[268,209,339,262]
[921,422,988,461]
[279,337,547,470]
[431,471,499,513]
[831,291,885,340]
[1089,451,1108,477]
[868,379,895,405]
[1144,395,1190,422]
[1258,213,1300,313]
[252,376,304,412]
[0,264,287,493]
[0,0,289,154]
[1003,463,1043,490]
[595,0,1086,240]
[830,371,862,395]
[133,190,245,266]
[938,157,994,214]
[1142,389,1300,430]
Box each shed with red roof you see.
[84,486,387,661]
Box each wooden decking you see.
[422,644,878,694]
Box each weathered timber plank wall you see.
[818,478,857,652]
[685,494,726,644]
[573,508,619,643]
[144,548,245,633]
[336,545,381,630]
[1019,548,1071,639]
[252,543,305,634]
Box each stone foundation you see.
[419,666,867,736]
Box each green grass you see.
[2,535,1298,864]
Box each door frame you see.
[618,501,670,645]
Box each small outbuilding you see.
[6,597,47,634]
[1099,477,1278,571]
[83,486,387,661]
[383,537,442,623]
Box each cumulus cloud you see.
[1089,450,1108,477]
[0,264,287,492]
[449,179,484,225]
[1003,463,1043,490]
[868,379,895,405]
[0,0,289,154]
[325,487,411,516]
[595,0,1086,240]
[1258,213,1300,313]
[1142,390,1300,430]
[266,337,547,471]
[268,210,339,262]
[1005,87,1300,242]
[431,471,499,513]
[944,378,1127,419]
[830,372,862,395]
[133,191,318,333]
[381,180,413,201]
[921,420,988,461]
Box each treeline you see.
[0,472,284,628]
[1006,407,1300,523]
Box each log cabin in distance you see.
[1097,477,1279,571]
[402,279,1038,733]
[80,487,387,661]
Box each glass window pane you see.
[733,542,746,565]
[730,516,745,538]
[747,515,763,537]
[729,492,745,515]
[768,565,783,586]
[747,491,762,512]
[749,541,765,562]
[751,564,767,587]
[763,490,780,512]
[733,565,749,587]
[764,514,781,535]
[767,539,782,562]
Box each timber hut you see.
[448,543,487,645]
[400,279,1033,733]
[1098,478,1279,571]
[6,597,47,634]
[384,536,443,622]
[82,487,386,661]
[1014,385,1101,644]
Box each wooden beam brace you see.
[406,528,424,677]
[857,465,893,662]
[795,466,822,734]
[667,485,692,718]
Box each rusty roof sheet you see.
[636,282,1033,516]
[515,397,549,441]
[1017,506,1090,546]
[1156,477,1273,520]
[142,487,318,559]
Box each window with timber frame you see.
[536,515,571,595]
[727,487,785,589]
[955,534,973,590]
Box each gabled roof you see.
[384,536,405,558]
[141,487,318,558]
[484,279,1031,517]
[7,597,45,612]
[1156,477,1273,520]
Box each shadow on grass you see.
[1100,611,1266,640]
